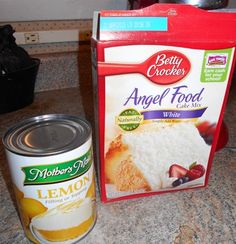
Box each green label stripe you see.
[116,108,143,131]
[22,148,92,185]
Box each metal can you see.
[3,114,96,243]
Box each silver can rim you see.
[2,114,92,157]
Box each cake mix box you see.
[91,4,236,202]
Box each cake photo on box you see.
[105,122,211,195]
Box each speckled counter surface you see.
[0,81,235,243]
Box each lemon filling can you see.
[3,114,96,243]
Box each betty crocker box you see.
[91,4,236,203]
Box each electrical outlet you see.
[24,32,39,44]
[15,29,87,45]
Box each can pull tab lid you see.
[20,123,77,151]
[3,114,91,156]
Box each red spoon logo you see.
[98,50,191,85]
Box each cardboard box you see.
[91,4,236,203]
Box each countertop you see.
[0,79,235,243]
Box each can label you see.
[7,138,96,243]
[22,149,92,185]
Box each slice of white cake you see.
[105,122,210,191]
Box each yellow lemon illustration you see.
[25,228,40,244]
[86,180,95,199]
[20,210,30,227]
[31,198,94,242]
[13,184,24,200]
[20,198,47,219]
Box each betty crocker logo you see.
[98,50,191,85]
[145,50,191,85]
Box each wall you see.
[0,0,127,21]
[228,0,236,8]
[1,0,235,22]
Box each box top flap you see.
[94,4,236,45]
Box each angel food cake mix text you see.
[92,4,236,202]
